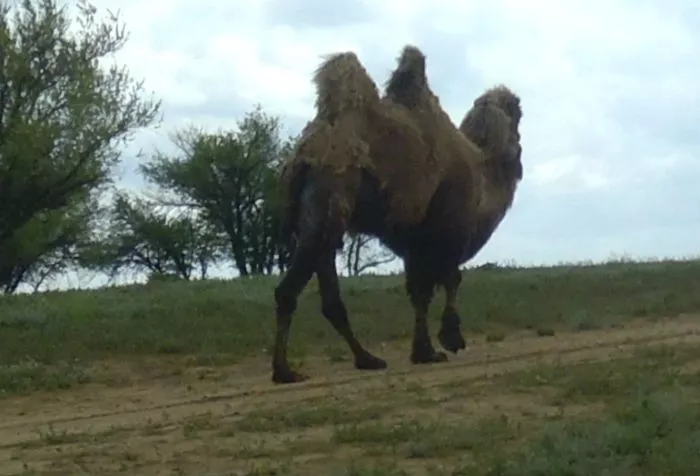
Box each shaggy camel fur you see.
[272,45,523,384]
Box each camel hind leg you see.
[272,236,318,384]
[316,248,387,371]
[272,173,385,384]
[272,178,327,384]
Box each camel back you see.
[285,103,450,227]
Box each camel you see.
[271,45,523,384]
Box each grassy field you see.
[0,259,699,475]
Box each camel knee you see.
[441,306,461,330]
[321,299,349,328]
[406,280,434,311]
[274,284,297,316]
[438,307,466,354]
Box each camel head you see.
[459,85,523,181]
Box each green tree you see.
[83,191,222,281]
[0,0,161,292]
[0,192,101,293]
[140,106,293,276]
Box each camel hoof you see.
[438,327,467,354]
[411,350,448,365]
[272,367,309,384]
[355,352,388,371]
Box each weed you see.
[227,402,389,433]
[36,424,82,445]
[0,359,89,397]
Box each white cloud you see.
[530,155,612,193]
[86,0,700,266]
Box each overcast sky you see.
[95,0,699,269]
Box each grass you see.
[6,332,700,474]
[0,258,698,396]
[334,387,700,476]
[0,358,90,397]
[0,259,698,364]
[496,343,700,404]
[326,343,700,476]
[467,389,700,476]
[1,257,700,476]
[228,402,390,433]
[332,414,516,458]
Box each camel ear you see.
[505,96,522,123]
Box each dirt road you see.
[1,315,699,475]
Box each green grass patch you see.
[466,389,700,476]
[0,259,698,370]
[333,463,410,476]
[333,414,517,458]
[496,343,700,403]
[438,343,700,475]
[0,359,90,398]
[325,342,700,475]
[227,402,390,433]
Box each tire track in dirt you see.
[0,315,698,451]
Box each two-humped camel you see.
[272,45,523,383]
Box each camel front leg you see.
[405,256,448,364]
[438,268,467,354]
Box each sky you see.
[77,0,700,283]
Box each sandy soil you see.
[1,315,699,475]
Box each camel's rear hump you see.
[384,45,428,109]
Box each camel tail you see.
[313,51,380,122]
[277,161,307,249]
